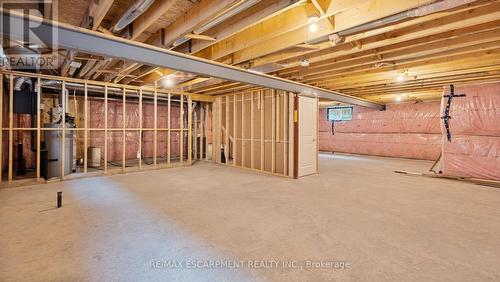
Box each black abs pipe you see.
[57,192,62,208]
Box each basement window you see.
[327,106,353,121]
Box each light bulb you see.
[162,77,175,88]
[308,16,320,33]
[395,95,402,102]
[309,22,318,32]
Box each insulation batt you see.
[441,83,500,180]
[89,99,182,161]
[319,101,442,160]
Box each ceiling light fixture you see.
[161,76,175,88]
[395,94,402,102]
[308,16,320,33]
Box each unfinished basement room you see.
[1,0,499,281]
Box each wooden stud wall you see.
[215,89,291,177]
[0,71,201,187]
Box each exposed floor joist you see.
[0,9,383,109]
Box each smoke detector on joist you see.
[300,59,310,67]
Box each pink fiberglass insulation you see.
[320,102,441,134]
[88,99,182,162]
[442,83,500,136]
[319,101,442,160]
[442,136,500,180]
[441,82,500,180]
[319,132,442,160]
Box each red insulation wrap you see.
[441,82,500,181]
[319,101,442,160]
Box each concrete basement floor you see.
[1,153,500,282]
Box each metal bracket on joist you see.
[441,84,466,142]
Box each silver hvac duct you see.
[301,0,479,45]
[111,0,155,33]
[172,0,262,47]
[328,0,478,42]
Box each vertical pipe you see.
[180,94,184,164]
[36,77,41,181]
[153,88,157,167]
[61,80,66,179]
[167,93,171,166]
[139,89,142,169]
[8,75,13,182]
[104,85,108,174]
[84,83,88,173]
[122,87,126,172]
[57,191,62,208]
[188,96,192,165]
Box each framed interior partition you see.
[211,89,293,177]
[0,70,210,188]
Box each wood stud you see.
[200,103,204,161]
[233,94,237,166]
[122,87,126,172]
[260,90,264,171]
[215,89,289,177]
[104,85,108,174]
[180,94,184,164]
[0,71,200,187]
[84,83,88,173]
[188,96,192,165]
[225,95,229,163]
[8,75,13,182]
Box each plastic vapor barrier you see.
[441,83,500,181]
[319,101,442,160]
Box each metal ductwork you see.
[111,0,155,33]
[330,0,477,40]
[172,0,262,48]
[0,9,384,109]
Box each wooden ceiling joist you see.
[1,9,383,109]
[131,0,176,41]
